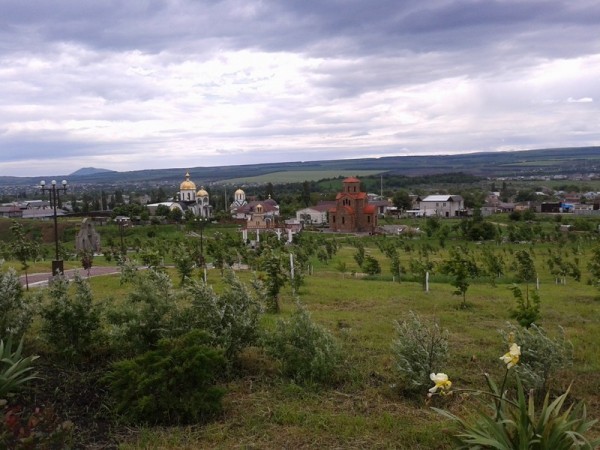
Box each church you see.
[148,172,212,218]
[329,177,377,233]
[176,172,211,218]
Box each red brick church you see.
[329,177,377,233]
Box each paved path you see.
[20,266,121,288]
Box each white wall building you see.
[418,195,465,217]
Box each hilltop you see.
[1,146,598,189]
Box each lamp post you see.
[40,179,68,275]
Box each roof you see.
[343,177,361,183]
[420,195,463,202]
[236,200,279,214]
[180,172,196,191]
[312,202,336,212]
[363,205,376,214]
[335,192,367,200]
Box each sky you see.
[1,0,600,177]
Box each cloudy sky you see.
[1,0,599,176]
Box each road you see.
[20,266,121,288]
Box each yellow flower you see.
[500,342,521,369]
[429,372,452,394]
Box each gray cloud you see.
[1,0,599,175]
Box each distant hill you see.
[69,167,116,177]
[1,147,598,189]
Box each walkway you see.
[20,266,121,288]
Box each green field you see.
[2,218,600,448]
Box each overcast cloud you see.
[1,0,599,176]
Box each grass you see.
[5,226,600,448]
[110,242,600,448]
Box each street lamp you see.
[40,179,68,275]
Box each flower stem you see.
[495,368,509,420]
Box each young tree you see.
[440,246,478,308]
[481,248,504,286]
[588,245,600,289]
[172,244,195,286]
[390,255,403,283]
[512,250,540,327]
[260,248,288,313]
[9,221,41,291]
[353,242,365,268]
[409,258,434,291]
[362,255,381,275]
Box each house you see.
[370,199,393,216]
[417,195,464,217]
[0,205,22,218]
[295,202,334,226]
[540,202,561,213]
[329,177,377,233]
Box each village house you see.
[417,195,465,217]
[295,202,334,226]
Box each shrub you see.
[500,323,573,394]
[264,303,340,384]
[40,274,102,359]
[181,271,263,363]
[392,311,448,393]
[362,255,381,275]
[105,268,176,354]
[0,265,34,338]
[0,336,39,398]
[104,330,226,425]
[510,284,541,328]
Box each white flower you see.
[500,343,521,369]
[429,372,452,393]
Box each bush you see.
[181,271,263,363]
[510,284,541,328]
[264,304,340,384]
[0,265,34,338]
[104,330,226,425]
[362,255,381,275]
[105,268,176,354]
[392,311,448,393]
[40,274,102,359]
[500,323,573,394]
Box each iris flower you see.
[429,372,452,394]
[500,343,521,369]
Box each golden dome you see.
[180,172,196,191]
[197,186,209,197]
[235,188,245,195]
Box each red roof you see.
[363,205,376,214]
[335,192,367,200]
[343,177,361,183]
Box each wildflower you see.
[429,372,452,394]
[500,342,520,369]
